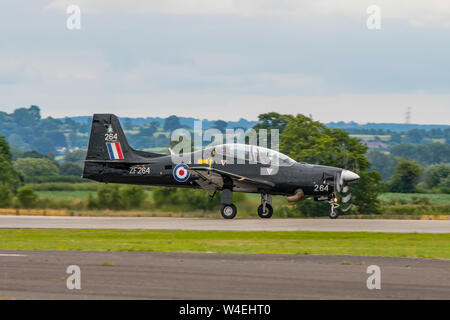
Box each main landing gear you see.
[258,194,273,218]
[221,203,237,219]
[220,189,237,219]
[219,190,274,219]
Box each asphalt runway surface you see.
[1,216,449,233]
[0,250,448,299]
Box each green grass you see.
[0,229,448,259]
[36,191,93,201]
[379,193,450,205]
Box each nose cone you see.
[341,170,360,183]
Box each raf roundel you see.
[173,164,190,182]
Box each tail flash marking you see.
[106,142,124,160]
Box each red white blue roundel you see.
[173,164,190,182]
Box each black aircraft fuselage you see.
[83,114,360,219]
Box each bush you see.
[87,193,99,209]
[16,186,38,208]
[25,175,86,183]
[97,185,123,210]
[27,182,99,191]
[295,199,329,217]
[0,184,13,207]
[120,185,147,209]
[87,184,148,210]
[411,196,431,205]
[59,162,83,176]
[152,187,224,210]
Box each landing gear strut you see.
[220,188,237,219]
[258,194,273,218]
[328,195,339,219]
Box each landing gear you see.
[220,188,237,219]
[258,203,273,218]
[221,204,237,219]
[328,195,340,219]
[258,194,273,218]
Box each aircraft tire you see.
[329,207,339,219]
[257,203,273,218]
[221,204,237,219]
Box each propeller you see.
[334,153,360,213]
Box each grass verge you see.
[0,229,448,259]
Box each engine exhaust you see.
[287,189,305,203]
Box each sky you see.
[0,0,449,123]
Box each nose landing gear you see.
[328,195,340,219]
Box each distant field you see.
[36,190,95,201]
[0,229,448,259]
[379,193,450,205]
[349,134,391,141]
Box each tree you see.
[0,136,13,162]
[424,164,450,190]
[163,115,181,132]
[254,112,292,133]
[366,150,397,180]
[389,132,402,144]
[12,105,41,127]
[139,122,159,137]
[64,149,87,164]
[0,136,21,192]
[390,143,450,165]
[0,184,13,207]
[277,114,382,214]
[390,159,422,193]
[253,112,293,148]
[22,150,46,159]
[13,158,60,181]
[60,162,83,176]
[16,186,38,208]
[213,120,227,133]
[403,129,425,144]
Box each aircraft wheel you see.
[329,207,339,219]
[258,204,273,218]
[221,204,237,219]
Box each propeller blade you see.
[342,194,352,203]
[335,172,341,193]
[342,185,349,193]
[340,204,353,212]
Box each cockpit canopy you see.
[210,143,296,167]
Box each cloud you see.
[0,52,108,83]
[46,0,450,27]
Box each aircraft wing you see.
[188,166,275,192]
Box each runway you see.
[0,216,449,233]
[0,250,448,299]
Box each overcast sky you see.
[0,0,449,123]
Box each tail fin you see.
[85,114,164,162]
[85,114,132,161]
